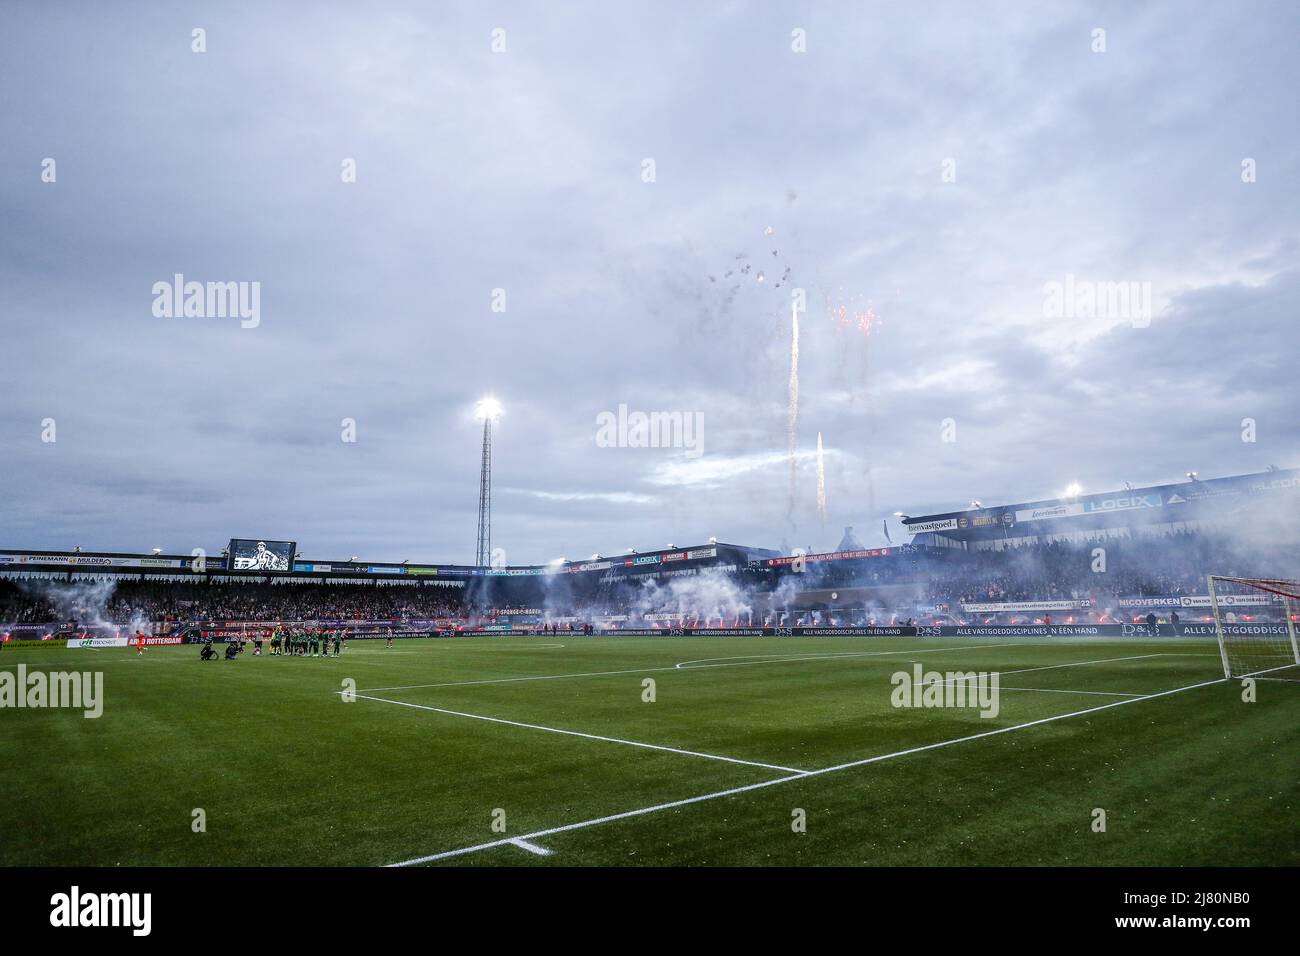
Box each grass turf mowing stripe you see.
[357,641,1027,693]
[386,675,1227,866]
[352,693,812,774]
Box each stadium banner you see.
[955,510,1016,530]
[961,600,1085,612]
[1178,593,1273,608]
[764,547,891,567]
[161,621,1292,641]
[0,553,191,569]
[939,624,1096,637]
[1116,593,1278,608]
[790,626,913,636]
[904,518,960,533]
[1173,622,1290,638]
[67,636,130,648]
[593,623,1288,638]
[1015,503,1083,522]
[3,624,76,640]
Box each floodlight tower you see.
[474,397,503,567]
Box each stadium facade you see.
[901,468,1300,548]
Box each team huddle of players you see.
[269,626,345,657]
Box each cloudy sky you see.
[2,1,1297,565]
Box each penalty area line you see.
[386,674,1226,867]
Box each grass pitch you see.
[3,635,1297,866]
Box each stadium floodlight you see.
[151,547,163,555]
[350,555,360,561]
[667,543,675,549]
[1062,482,1083,499]
[968,500,982,510]
[1185,471,1199,481]
[591,553,600,560]
[475,396,503,421]
[625,547,635,554]
[1207,575,1300,678]
[708,536,717,544]
[474,396,502,567]
[893,511,909,519]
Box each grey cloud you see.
[2,1,1297,561]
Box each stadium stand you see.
[2,469,1295,636]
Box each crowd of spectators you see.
[924,530,1265,604]
[0,580,467,626]
[744,528,1274,606]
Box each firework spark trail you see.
[786,301,800,517]
[816,431,826,526]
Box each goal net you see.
[1206,575,1300,679]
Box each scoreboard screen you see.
[228,538,296,572]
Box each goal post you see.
[1206,575,1300,679]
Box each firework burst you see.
[787,301,800,515]
[827,288,883,338]
[816,431,826,526]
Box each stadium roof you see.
[0,541,781,579]
[901,468,1300,542]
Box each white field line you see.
[386,675,1227,866]
[509,838,552,857]
[997,653,1167,676]
[352,693,811,775]
[1239,663,1300,679]
[911,681,1142,699]
[357,642,1025,693]
[676,653,841,667]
